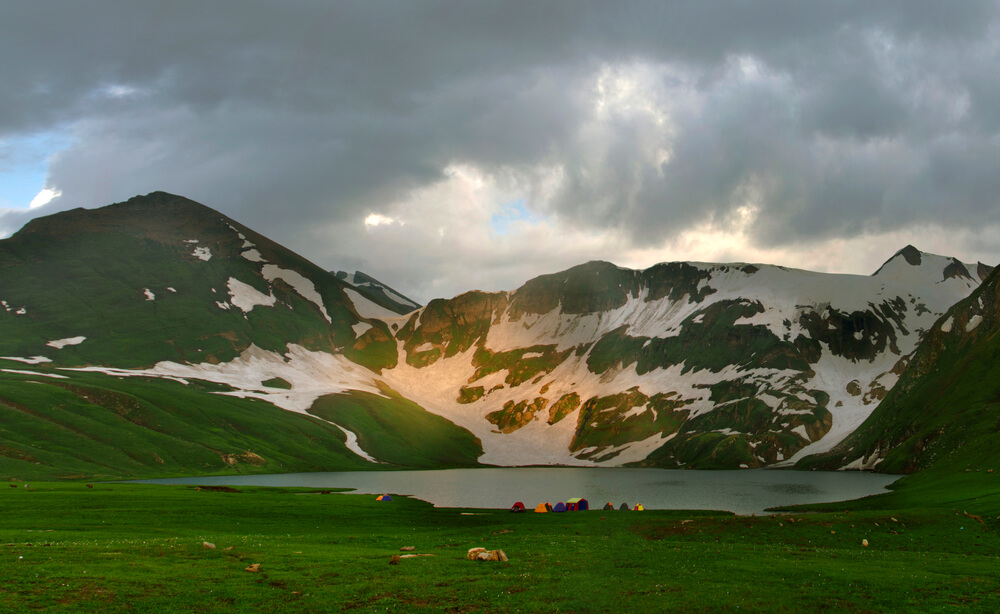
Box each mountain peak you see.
[872,246,981,287]
[13,192,224,240]
[872,245,922,276]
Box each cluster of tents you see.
[510,499,645,513]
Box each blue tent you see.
[376,494,392,502]
[552,502,566,512]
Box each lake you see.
[132,467,898,515]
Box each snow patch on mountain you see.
[66,344,384,413]
[144,288,155,301]
[192,246,212,261]
[377,344,590,466]
[344,288,402,320]
[331,423,382,463]
[351,322,373,337]
[380,286,420,309]
[241,249,266,262]
[966,314,983,332]
[226,277,276,313]
[2,300,28,315]
[46,336,86,349]
[0,356,52,364]
[1,369,68,379]
[262,265,331,323]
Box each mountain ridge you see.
[0,192,992,476]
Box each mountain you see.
[373,251,985,468]
[0,192,480,478]
[797,264,1000,474]
[332,270,421,316]
[0,191,402,371]
[0,192,990,477]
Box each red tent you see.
[510,501,526,513]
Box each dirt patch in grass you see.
[193,485,242,493]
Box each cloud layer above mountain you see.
[2,1,999,300]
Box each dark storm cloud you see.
[2,0,999,293]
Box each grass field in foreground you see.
[1,482,998,613]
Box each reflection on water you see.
[133,468,898,516]
[761,483,822,495]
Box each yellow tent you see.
[633,503,644,511]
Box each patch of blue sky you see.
[490,198,539,236]
[0,130,73,209]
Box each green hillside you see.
[0,366,378,481]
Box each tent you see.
[376,494,392,502]
[534,502,551,513]
[553,502,567,512]
[566,498,589,511]
[510,501,526,513]
[602,502,614,511]
[633,503,644,511]
[619,503,630,511]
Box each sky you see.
[2,1,999,303]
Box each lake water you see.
[133,468,898,515]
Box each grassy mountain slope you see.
[0,193,481,478]
[0,367,376,481]
[308,383,483,468]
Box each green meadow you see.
[1,476,998,613]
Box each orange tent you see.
[534,502,551,513]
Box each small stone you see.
[244,563,261,572]
[389,555,400,565]
[467,547,486,561]
[400,546,415,551]
[202,541,216,550]
[862,539,869,547]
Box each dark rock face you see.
[978,262,996,282]
[899,245,923,266]
[871,244,922,276]
[942,258,972,281]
